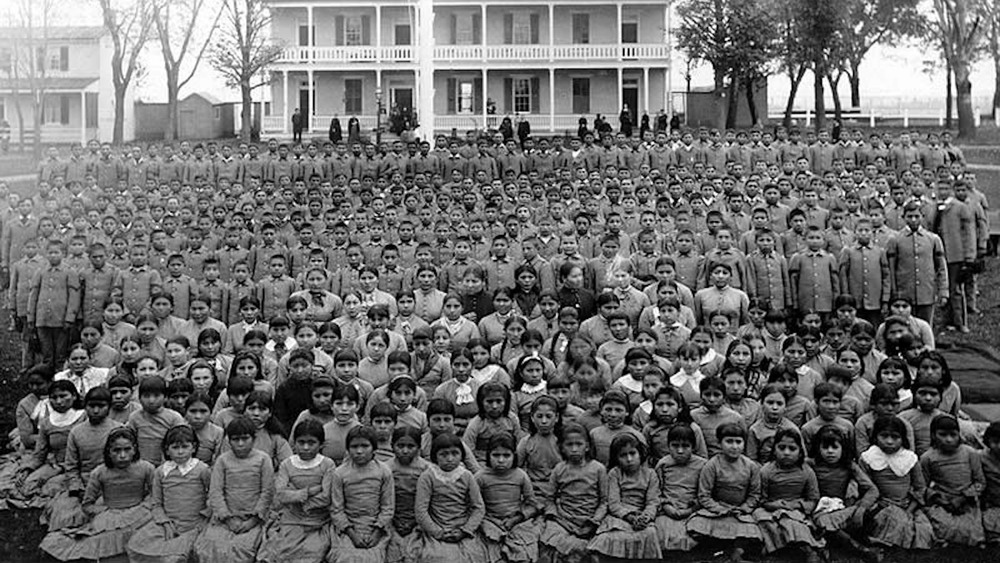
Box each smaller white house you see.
[0,26,135,145]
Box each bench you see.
[989,210,1000,256]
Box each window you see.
[513,78,531,113]
[298,24,315,46]
[572,14,589,44]
[85,93,97,127]
[264,101,272,116]
[0,99,5,121]
[214,107,222,120]
[458,81,474,114]
[572,78,590,114]
[345,16,364,46]
[454,14,475,45]
[35,47,45,72]
[0,48,10,74]
[344,79,363,113]
[49,47,68,71]
[513,13,533,44]
[43,95,69,125]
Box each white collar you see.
[290,454,328,469]
[49,408,84,427]
[162,457,200,477]
[521,381,547,394]
[861,445,917,477]
[615,375,643,393]
[430,464,467,484]
[671,370,704,388]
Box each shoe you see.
[946,325,956,331]
[970,307,982,314]
[960,325,970,333]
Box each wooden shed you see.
[135,92,235,140]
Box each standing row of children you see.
[0,126,991,563]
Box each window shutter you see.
[472,14,482,44]
[530,13,540,44]
[59,47,69,71]
[335,16,345,45]
[60,95,70,124]
[35,47,44,72]
[361,15,371,45]
[530,77,540,114]
[299,25,309,46]
[504,78,512,113]
[503,14,513,44]
[446,78,457,114]
[473,77,483,113]
[450,14,457,45]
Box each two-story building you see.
[263,0,672,137]
[0,26,135,145]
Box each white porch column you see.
[643,67,649,114]
[482,67,488,130]
[616,3,622,59]
[376,6,382,63]
[549,68,555,133]
[417,0,435,139]
[664,3,672,120]
[548,4,554,61]
[80,91,87,145]
[308,69,315,130]
[481,5,487,48]
[617,68,623,114]
[307,6,314,58]
[283,70,290,134]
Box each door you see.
[179,109,197,138]
[298,89,310,130]
[395,24,411,45]
[621,21,638,43]
[622,86,638,117]
[392,88,413,114]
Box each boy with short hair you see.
[28,240,79,368]
[163,253,196,319]
[121,244,161,318]
[788,226,840,318]
[198,257,226,321]
[257,254,296,322]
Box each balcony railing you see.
[276,43,669,64]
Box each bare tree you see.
[97,0,154,144]
[933,0,988,139]
[210,0,283,142]
[3,0,59,158]
[153,0,223,140]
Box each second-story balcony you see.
[274,43,669,66]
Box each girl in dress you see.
[875,357,913,410]
[511,354,549,431]
[643,385,708,464]
[808,425,880,560]
[184,392,224,464]
[387,427,429,563]
[899,373,946,457]
[13,380,84,506]
[855,384,914,455]
[433,348,480,432]
[188,360,221,406]
[858,415,933,550]
[490,317,529,367]
[476,433,541,563]
[654,424,705,552]
[517,395,562,500]
[478,288,518,346]
[256,419,335,563]
[722,364,762,426]
[768,363,816,427]
[462,381,523,465]
[127,425,212,563]
[328,426,395,563]
[194,416,276,563]
[670,342,705,408]
[50,387,119,531]
[196,328,233,386]
[539,422,607,562]
[686,422,763,563]
[109,334,143,385]
[469,338,511,387]
[40,427,155,561]
[747,383,800,463]
[920,414,985,546]
[415,433,487,563]
[588,433,662,559]
[227,390,292,466]
[753,428,824,561]
[431,293,481,351]
[589,389,646,466]
[690,376,745,458]
[980,422,1000,543]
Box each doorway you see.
[622,85,638,117]
[395,24,411,45]
[298,89,310,130]
[392,87,413,114]
[621,21,637,43]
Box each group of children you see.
[0,125,993,562]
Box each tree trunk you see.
[240,78,253,142]
[31,95,42,161]
[713,67,727,130]
[946,57,954,129]
[954,60,976,139]
[725,76,740,129]
[828,73,843,122]
[813,63,826,131]
[745,77,758,125]
[992,22,1000,118]
[165,70,179,140]
[849,59,861,108]
[113,87,126,144]
[783,66,807,129]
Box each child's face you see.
[723,373,747,402]
[561,432,589,464]
[837,352,861,378]
[701,388,725,411]
[332,397,358,424]
[720,436,745,459]
[390,386,415,411]
[875,429,902,454]
[136,359,159,381]
[428,413,455,436]
[777,374,798,398]
[600,401,628,428]
[103,303,124,324]
[190,368,214,392]
[762,392,786,421]
[817,395,841,419]
[190,301,209,323]
[668,439,693,464]
[483,391,507,419]
[915,386,942,412]
[85,400,110,424]
[773,435,801,467]
[934,428,961,453]
[295,434,322,461]
[109,437,136,469]
[531,404,558,435]
[678,354,699,374]
[489,446,515,472]
[436,445,463,472]
[140,391,165,413]
[783,343,807,367]
[616,443,642,472]
[609,319,629,341]
[392,435,419,465]
[229,433,255,457]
